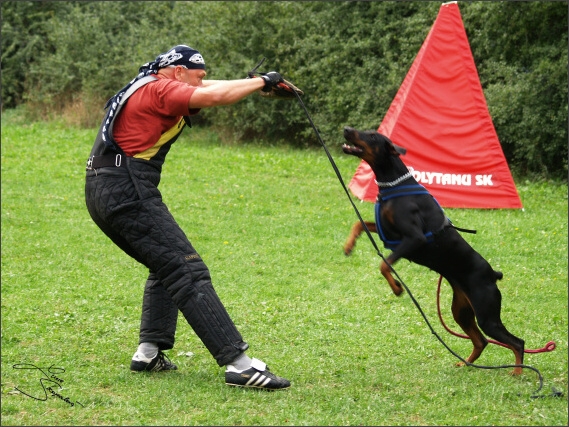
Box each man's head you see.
[145,45,207,86]
[138,45,205,76]
[155,45,206,70]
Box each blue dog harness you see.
[374,184,448,250]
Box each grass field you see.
[1,109,567,426]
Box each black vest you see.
[87,76,191,171]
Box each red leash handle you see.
[436,275,556,354]
[525,340,557,353]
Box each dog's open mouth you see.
[342,143,363,156]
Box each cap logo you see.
[189,53,205,65]
[158,51,183,68]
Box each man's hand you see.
[247,59,304,99]
[260,71,284,92]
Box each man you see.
[85,45,290,390]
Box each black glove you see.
[260,71,284,92]
[259,78,304,99]
[247,58,304,99]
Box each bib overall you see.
[85,77,248,366]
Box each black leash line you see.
[290,88,562,400]
[290,91,382,259]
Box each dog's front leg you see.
[343,221,376,255]
[379,232,427,297]
[380,257,404,296]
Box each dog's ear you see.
[376,132,407,156]
[386,138,406,156]
[392,144,406,155]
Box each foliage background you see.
[1,1,567,180]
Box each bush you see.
[1,1,567,179]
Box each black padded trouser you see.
[85,163,248,366]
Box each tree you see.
[1,1,67,108]
[461,1,568,178]
[2,1,566,179]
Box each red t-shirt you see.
[113,75,200,156]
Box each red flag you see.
[348,1,522,209]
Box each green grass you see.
[1,109,567,426]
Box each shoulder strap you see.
[101,75,158,151]
[119,75,157,105]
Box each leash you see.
[290,88,563,400]
[436,275,557,354]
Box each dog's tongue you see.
[342,144,363,155]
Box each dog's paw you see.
[343,241,355,256]
[392,280,404,296]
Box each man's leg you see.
[130,272,179,372]
[157,251,250,366]
[88,175,289,388]
[138,272,179,350]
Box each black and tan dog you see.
[341,126,525,374]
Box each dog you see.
[341,126,525,375]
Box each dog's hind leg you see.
[469,284,525,375]
[344,221,376,255]
[450,286,488,367]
